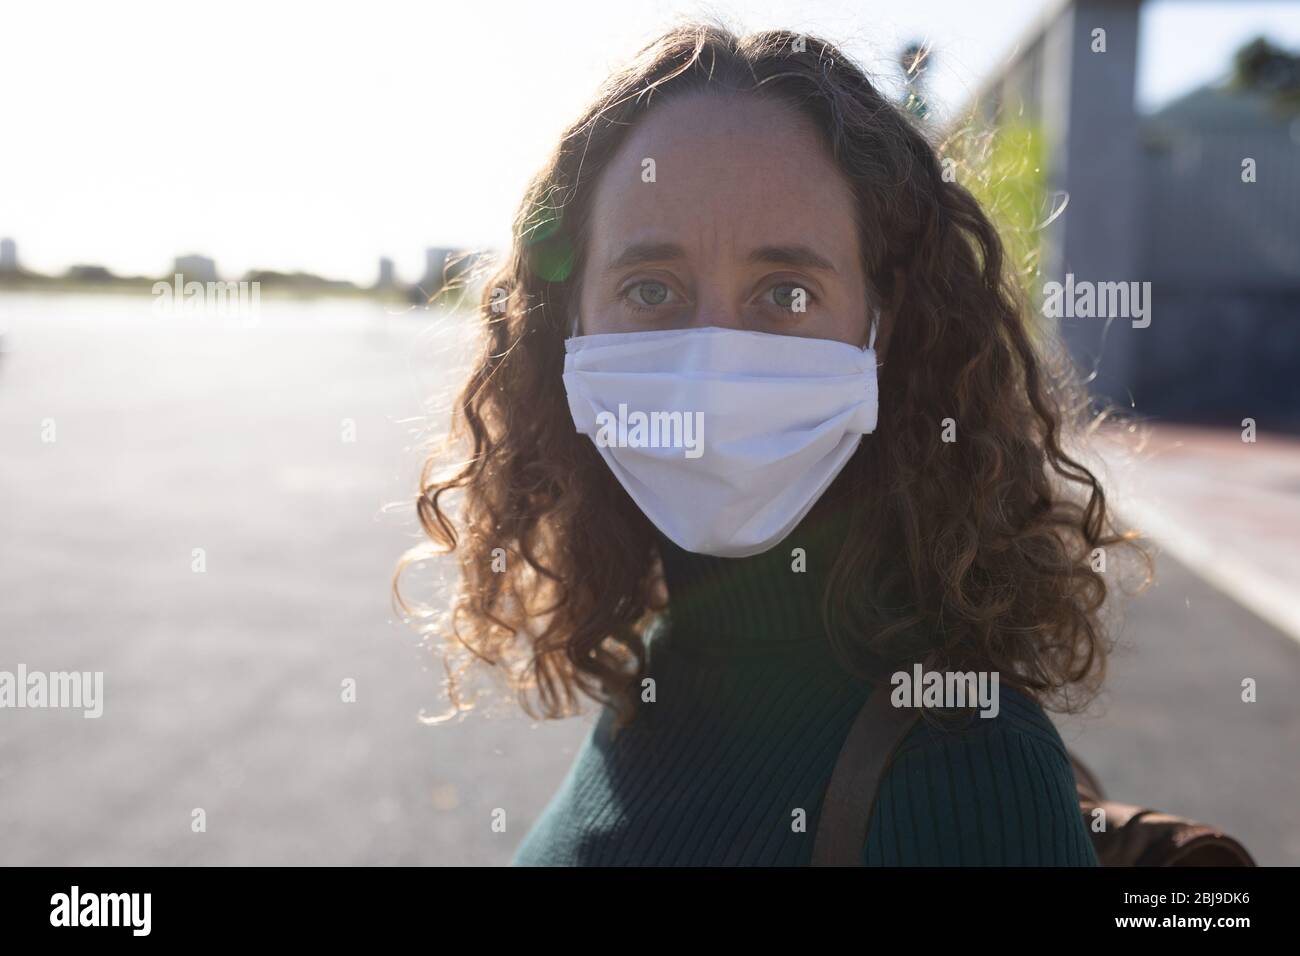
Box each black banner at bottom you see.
[0,865,1277,940]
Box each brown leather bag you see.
[811,688,1257,866]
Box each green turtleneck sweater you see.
[512,509,1098,867]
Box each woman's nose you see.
[689,292,744,331]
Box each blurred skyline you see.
[2,0,1299,285]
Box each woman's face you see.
[577,92,874,348]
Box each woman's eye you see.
[769,283,809,311]
[624,280,671,308]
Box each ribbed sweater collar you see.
[652,488,855,656]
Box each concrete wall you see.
[1046,0,1145,408]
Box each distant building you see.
[66,264,114,283]
[0,238,16,273]
[410,246,485,303]
[376,257,396,290]
[173,254,218,284]
[419,247,456,292]
[1132,80,1300,425]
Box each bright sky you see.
[2,0,1297,284]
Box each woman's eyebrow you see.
[603,242,838,276]
[603,241,686,275]
[748,245,838,274]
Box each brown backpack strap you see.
[811,686,921,866]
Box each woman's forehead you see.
[585,93,860,269]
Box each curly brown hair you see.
[394,23,1148,729]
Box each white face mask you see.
[562,322,879,558]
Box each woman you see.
[396,23,1145,866]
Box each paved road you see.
[1056,555,1300,866]
[1064,424,1300,866]
[0,294,1295,864]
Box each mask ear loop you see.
[867,312,879,351]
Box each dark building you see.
[1136,79,1300,426]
